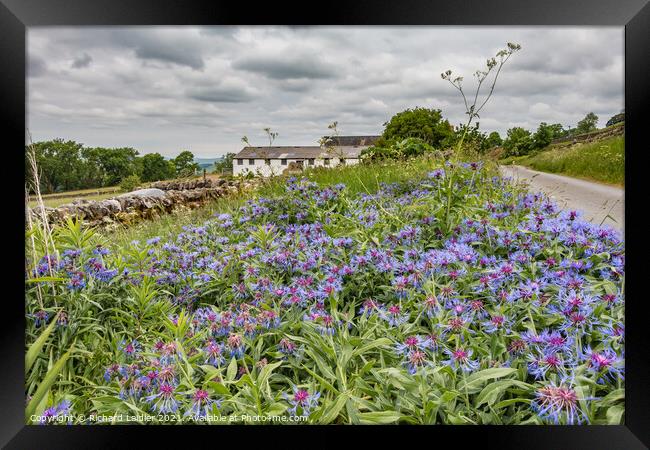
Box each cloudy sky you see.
[27,26,624,158]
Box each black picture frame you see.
[2,0,648,447]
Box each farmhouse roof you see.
[321,135,381,146]
[235,145,365,159]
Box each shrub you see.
[361,138,440,163]
[379,108,454,149]
[119,174,141,192]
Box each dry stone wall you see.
[551,123,624,146]
[29,178,259,230]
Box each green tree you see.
[503,127,534,157]
[442,123,489,154]
[79,147,108,188]
[141,153,175,182]
[213,153,236,173]
[25,139,86,193]
[119,174,141,192]
[379,107,454,148]
[173,150,200,177]
[532,122,566,149]
[486,131,503,148]
[575,112,599,135]
[89,147,140,186]
[606,112,625,127]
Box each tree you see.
[575,112,598,135]
[90,147,140,186]
[25,139,86,193]
[173,150,200,177]
[502,127,534,157]
[442,123,489,154]
[532,122,566,149]
[213,153,236,173]
[606,112,625,127]
[141,153,175,182]
[379,107,454,148]
[486,131,503,148]
[119,174,141,193]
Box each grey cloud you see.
[134,45,204,70]
[28,54,47,77]
[112,29,206,70]
[27,26,624,157]
[233,55,336,80]
[186,85,256,103]
[71,53,93,69]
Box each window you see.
[265,159,271,165]
[324,158,330,166]
[308,158,315,165]
[237,159,243,165]
[248,159,254,165]
[281,159,287,165]
[339,158,346,165]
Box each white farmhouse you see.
[232,136,380,177]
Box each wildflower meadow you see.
[25,159,624,425]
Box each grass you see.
[30,191,120,208]
[257,155,497,197]
[105,155,499,248]
[500,136,624,186]
[103,193,249,248]
[28,186,121,208]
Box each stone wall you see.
[29,178,259,230]
[551,123,624,146]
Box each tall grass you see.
[257,155,496,197]
[105,193,249,248]
[502,136,624,186]
[106,154,498,248]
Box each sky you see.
[27,26,624,158]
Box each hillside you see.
[499,124,624,186]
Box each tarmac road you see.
[499,165,624,233]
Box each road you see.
[499,165,624,233]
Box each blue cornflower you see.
[119,340,140,359]
[32,310,49,327]
[284,386,320,417]
[531,379,590,425]
[581,347,624,384]
[146,236,161,246]
[444,348,479,373]
[39,399,72,425]
[145,383,180,414]
[185,389,220,419]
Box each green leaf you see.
[475,380,533,408]
[351,338,392,358]
[257,361,282,389]
[358,411,401,424]
[606,405,624,424]
[26,312,60,376]
[318,393,348,424]
[458,367,517,391]
[26,344,74,423]
[598,388,624,407]
[208,382,231,396]
[26,276,66,283]
[226,357,237,382]
[493,397,532,409]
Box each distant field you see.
[500,135,624,186]
[28,186,121,208]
